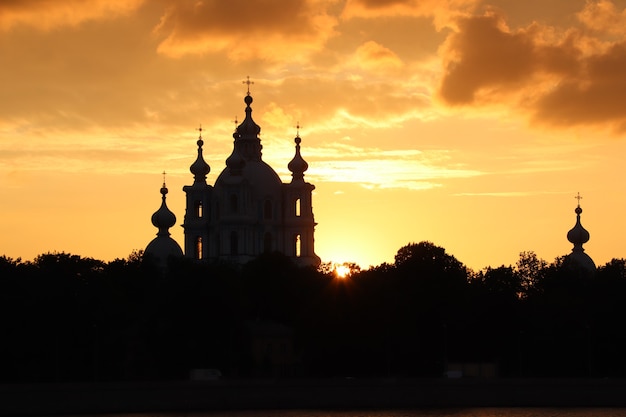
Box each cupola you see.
[151,178,177,237]
[145,174,184,269]
[189,127,210,184]
[564,193,595,274]
[288,127,309,183]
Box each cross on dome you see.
[575,192,583,207]
[160,171,168,195]
[242,76,254,95]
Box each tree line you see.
[1,241,626,382]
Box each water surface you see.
[72,408,626,417]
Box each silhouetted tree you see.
[468,265,524,375]
[384,242,469,375]
[5,245,626,381]
[515,251,547,297]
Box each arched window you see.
[230,231,238,255]
[195,200,203,218]
[264,200,272,220]
[294,234,301,257]
[195,236,203,260]
[264,232,272,253]
[230,194,238,213]
[295,198,301,217]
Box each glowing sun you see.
[334,264,351,278]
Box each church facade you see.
[180,89,320,267]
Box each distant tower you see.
[145,174,184,269]
[181,79,320,267]
[564,193,595,274]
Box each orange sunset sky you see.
[2,0,626,271]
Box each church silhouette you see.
[145,82,595,273]
[145,81,321,268]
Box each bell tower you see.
[182,127,212,260]
[283,127,321,266]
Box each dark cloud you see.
[154,0,337,58]
[439,13,581,103]
[439,14,538,103]
[438,10,626,130]
[534,43,626,127]
[348,0,409,8]
[157,0,310,36]
[0,0,143,31]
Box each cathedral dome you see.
[215,159,282,197]
[145,180,183,269]
[145,235,184,263]
[214,90,282,197]
[564,196,595,274]
[564,249,596,274]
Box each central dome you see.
[214,91,282,197]
[215,159,282,198]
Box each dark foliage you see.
[1,245,626,382]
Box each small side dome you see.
[237,94,261,139]
[145,237,184,266]
[145,179,183,270]
[190,130,210,184]
[288,133,309,183]
[567,206,590,246]
[564,195,595,274]
[151,183,177,235]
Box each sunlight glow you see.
[334,264,351,279]
[331,261,362,279]
[2,1,626,271]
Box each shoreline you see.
[3,378,626,416]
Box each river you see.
[68,409,626,417]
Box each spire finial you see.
[160,171,168,196]
[242,76,254,95]
[575,192,582,207]
[296,122,301,137]
[196,125,205,147]
[233,116,238,131]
